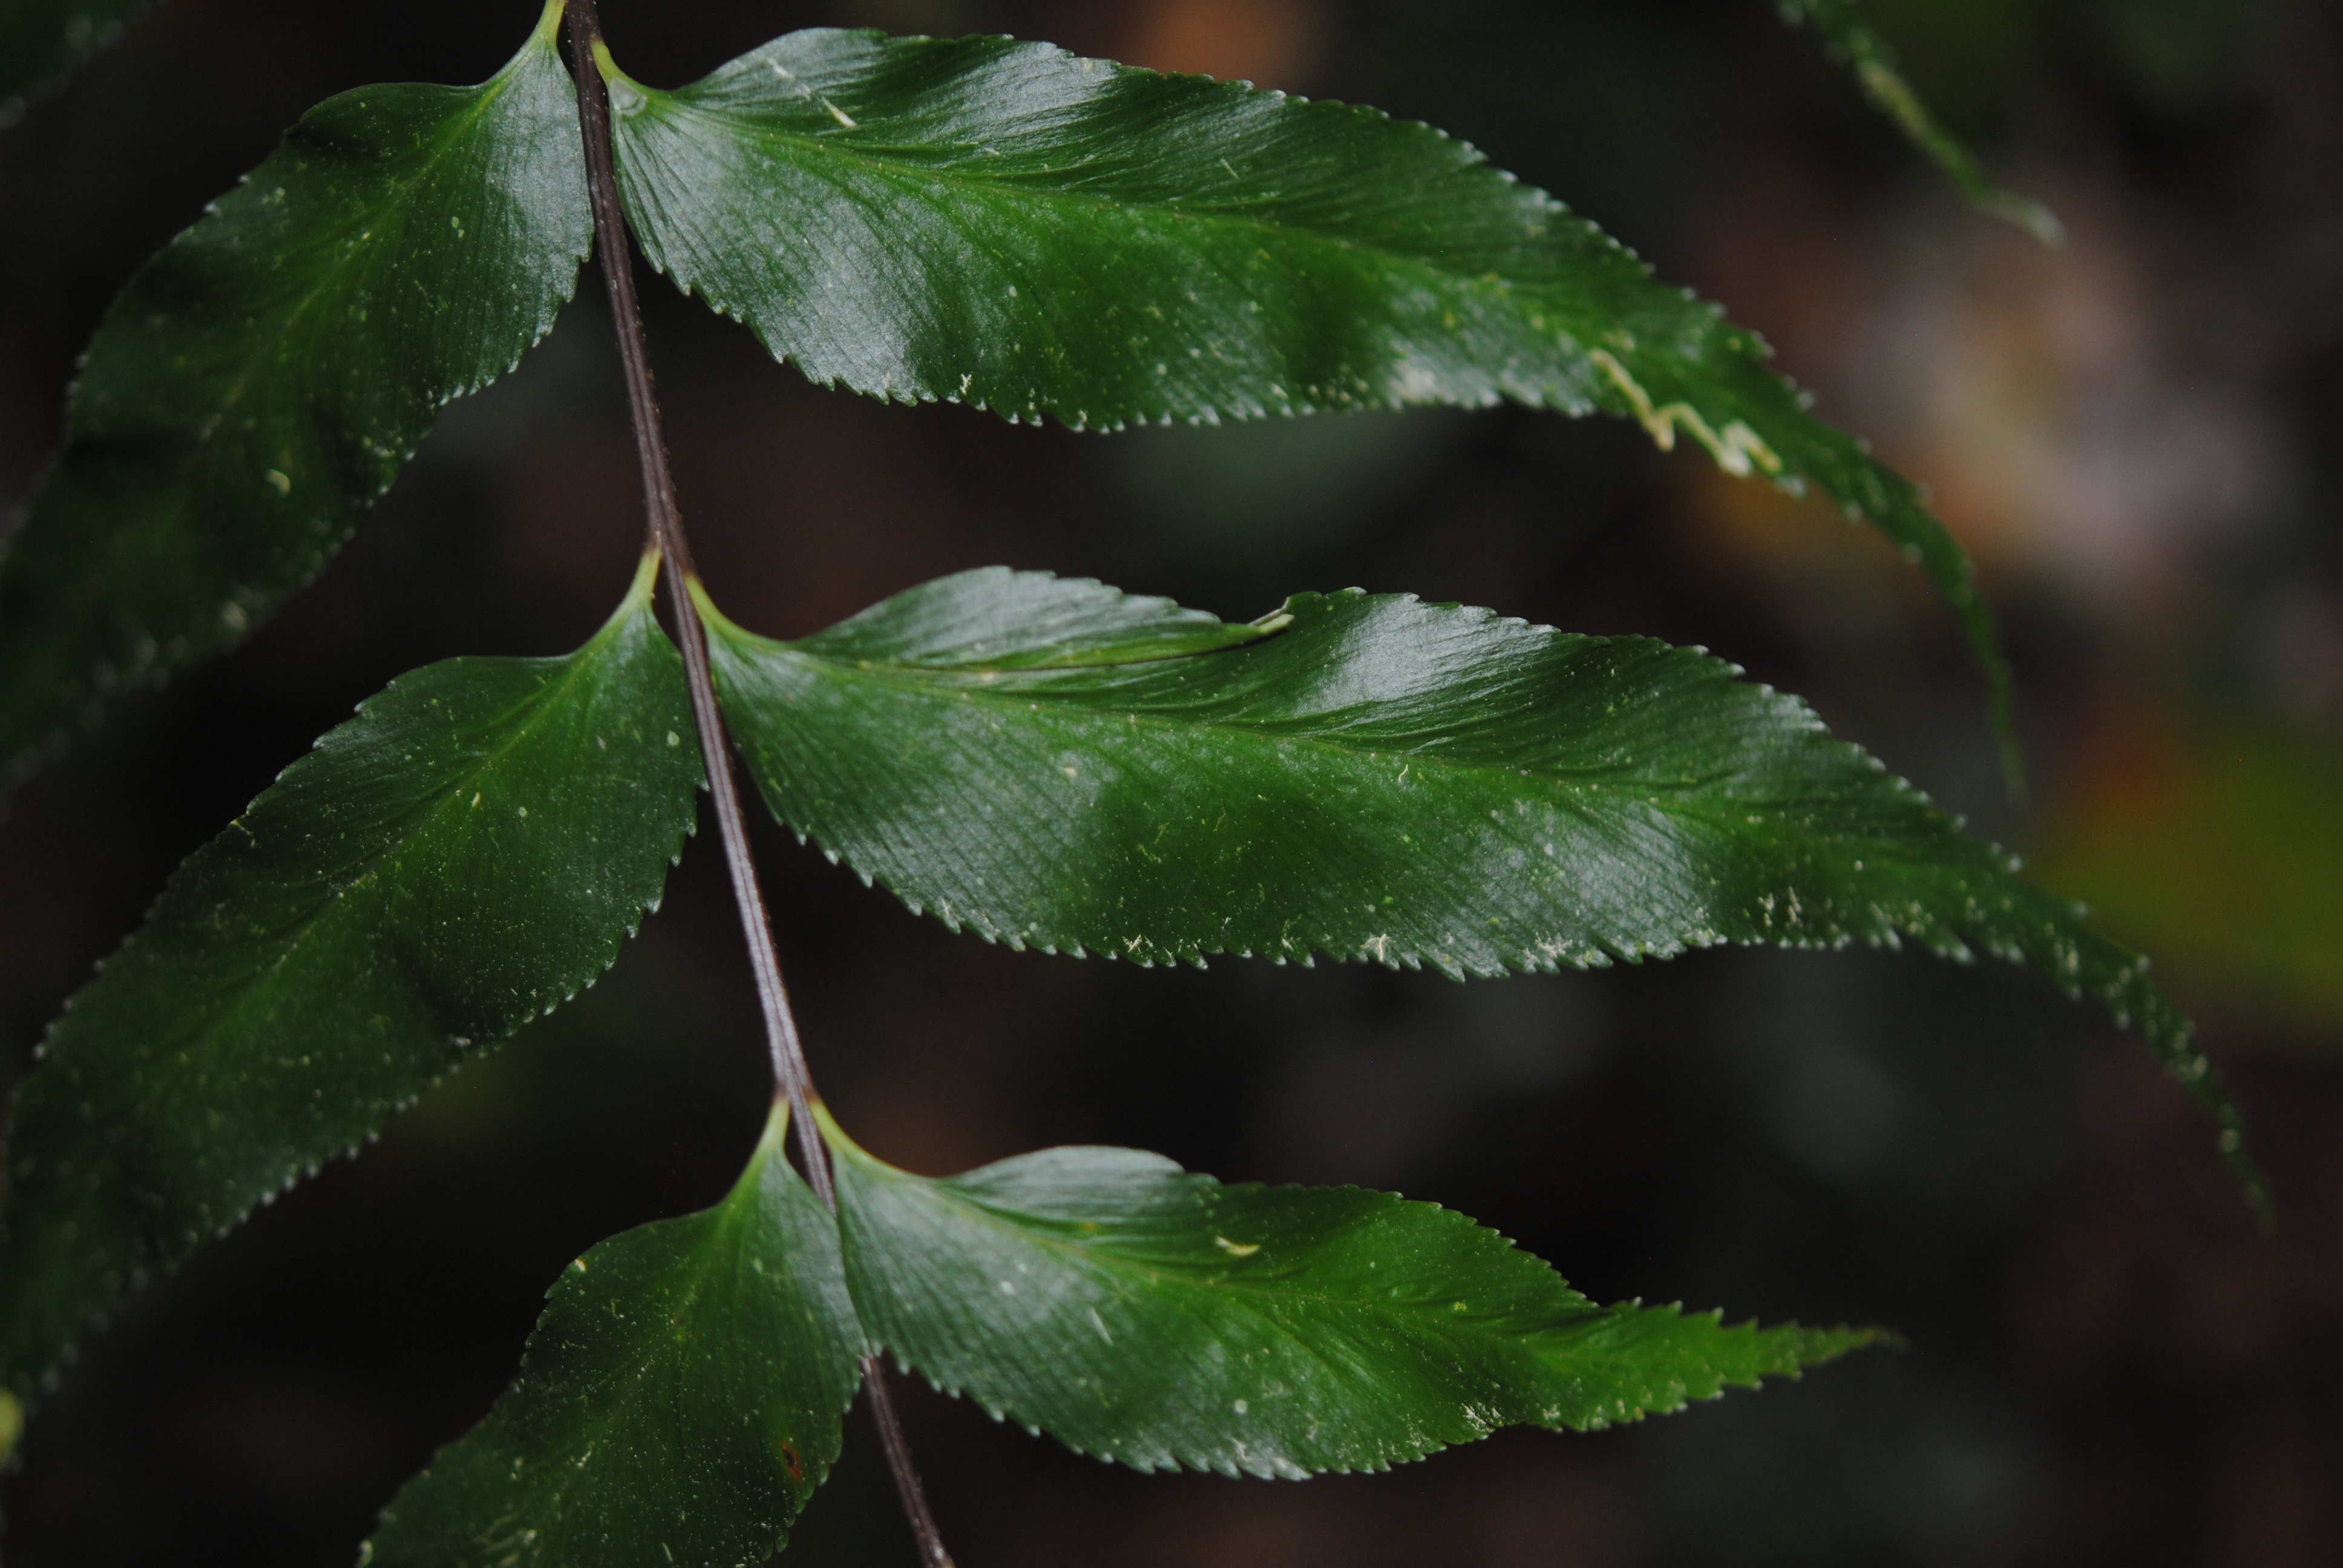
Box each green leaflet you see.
[822,1108,1878,1477]
[0,0,156,125]
[364,1105,867,1568]
[602,27,2018,781]
[0,554,700,1405]
[0,0,591,794]
[703,569,2261,1214]
[1781,0,2063,245]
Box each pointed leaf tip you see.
[1783,0,2063,248]
[819,1108,1884,1475]
[707,569,2254,1199]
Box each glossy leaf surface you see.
[0,557,700,1403]
[366,1106,865,1568]
[0,0,156,123]
[0,0,590,792]
[824,1109,1876,1476]
[1782,0,2062,244]
[708,570,2259,1209]
[605,27,2015,771]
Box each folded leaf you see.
[704,569,2261,1212]
[0,0,157,125]
[365,1104,866,1568]
[0,0,590,794]
[822,1108,1876,1477]
[0,554,700,1406]
[602,27,2017,778]
[1781,0,2062,246]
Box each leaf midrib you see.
[476,1213,744,1541]
[772,638,1879,813]
[80,56,536,508]
[124,617,633,1096]
[864,1161,1585,1337]
[632,85,1641,338]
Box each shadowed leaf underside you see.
[0,0,591,792]
[0,556,699,1403]
[365,1106,866,1568]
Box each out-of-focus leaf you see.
[704,569,2263,1214]
[0,555,700,1406]
[0,0,156,126]
[823,1108,1879,1476]
[1780,0,2063,245]
[599,28,2019,777]
[2032,719,2343,1038]
[0,0,590,793]
[365,1105,866,1568]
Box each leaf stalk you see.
[559,4,957,1561]
[558,0,822,1195]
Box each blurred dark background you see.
[2,0,2339,1563]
